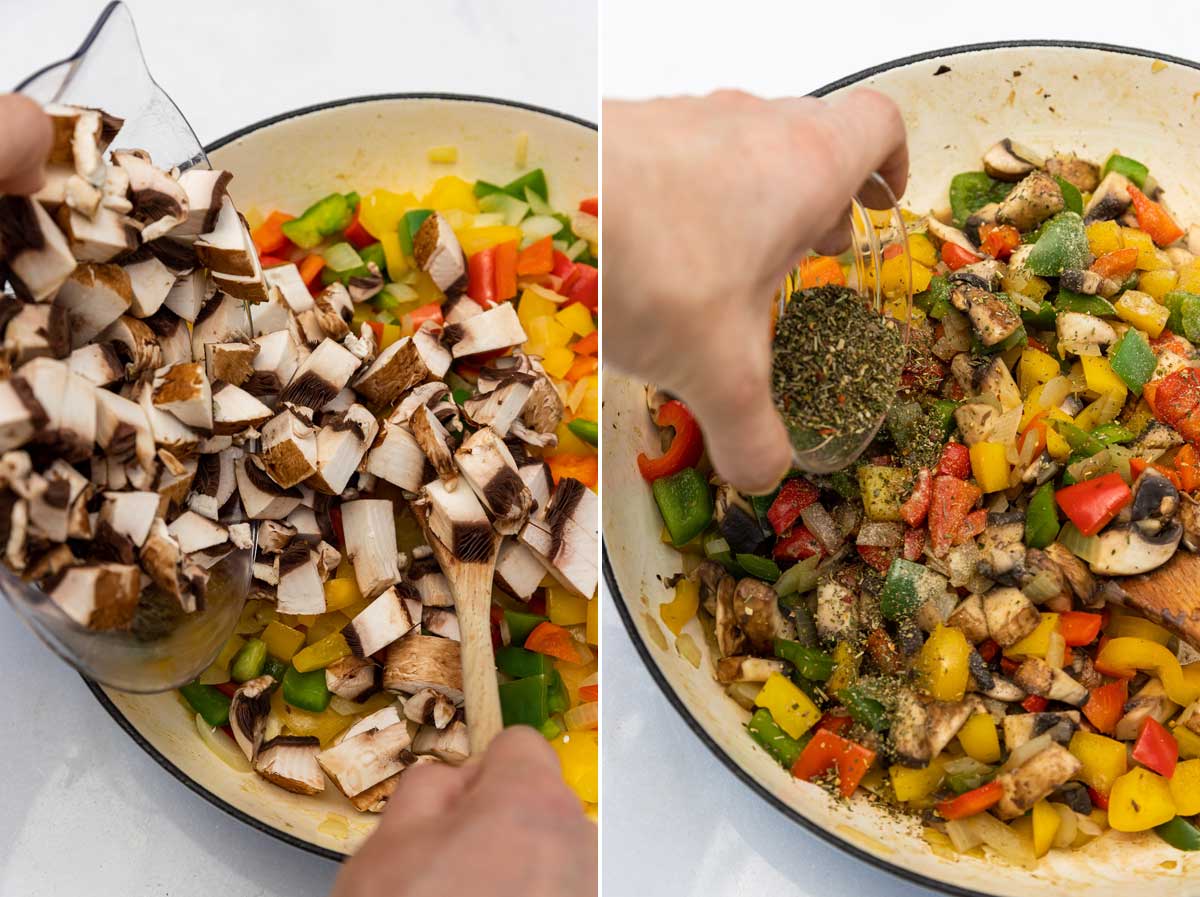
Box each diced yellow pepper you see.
[586,594,598,645]
[270,689,350,746]
[456,225,523,256]
[292,632,351,673]
[306,612,348,646]
[518,287,559,332]
[907,233,938,267]
[1069,730,1128,795]
[1108,767,1176,832]
[377,231,408,279]
[883,296,926,326]
[1114,289,1170,337]
[426,145,458,165]
[1006,613,1060,659]
[969,442,1009,493]
[358,189,418,239]
[421,175,476,213]
[1123,227,1171,270]
[857,465,911,522]
[1018,348,1060,397]
[1086,220,1124,256]
[578,375,599,422]
[957,713,1002,763]
[215,634,246,672]
[1176,726,1200,760]
[262,621,306,662]
[1045,423,1072,462]
[917,624,971,701]
[890,759,945,802]
[410,270,445,307]
[1031,800,1061,858]
[1074,389,1126,432]
[1137,269,1178,301]
[1178,259,1200,293]
[554,419,593,455]
[1081,355,1128,395]
[660,579,699,636]
[551,729,598,804]
[324,577,363,614]
[1002,267,1052,302]
[555,301,596,337]
[525,315,573,355]
[1169,758,1200,815]
[754,672,821,739]
[542,346,575,379]
[1106,611,1172,645]
[549,587,590,627]
[555,658,595,707]
[875,254,932,299]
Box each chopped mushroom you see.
[493,538,546,602]
[278,338,361,411]
[1002,711,1081,751]
[443,304,527,359]
[325,655,379,701]
[1114,677,1177,741]
[275,540,326,615]
[254,736,325,795]
[454,426,532,535]
[816,578,859,643]
[950,284,1023,347]
[422,477,494,564]
[518,477,598,598]
[715,656,789,684]
[229,675,274,761]
[994,743,1082,820]
[1011,657,1088,705]
[412,213,467,294]
[53,263,132,345]
[235,455,302,520]
[260,405,318,489]
[342,585,415,658]
[411,719,469,765]
[354,328,451,406]
[317,716,412,798]
[1083,171,1134,224]
[0,197,80,300]
[1045,153,1100,193]
[308,404,378,495]
[982,587,1041,647]
[47,562,140,629]
[340,499,401,599]
[982,139,1043,182]
[996,170,1064,231]
[383,633,464,704]
[404,687,457,729]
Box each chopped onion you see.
[330,695,363,716]
[195,713,250,772]
[774,555,820,597]
[567,377,589,413]
[519,214,562,244]
[726,681,761,710]
[1038,376,1072,411]
[857,521,903,548]
[800,503,842,554]
[1075,811,1103,838]
[198,663,230,685]
[1022,569,1061,603]
[478,192,529,226]
[1058,523,1103,566]
[1107,444,1134,483]
[990,405,1023,449]
[965,813,1036,869]
[946,819,984,853]
[321,241,362,273]
[570,209,599,244]
[1045,630,1066,669]
[565,238,588,261]
[524,185,553,217]
[472,212,506,228]
[943,755,992,777]
[1052,803,1077,849]
[580,671,598,690]
[263,713,283,744]
[382,281,419,303]
[564,701,599,731]
[945,541,981,588]
[997,732,1053,775]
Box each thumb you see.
[0,94,52,195]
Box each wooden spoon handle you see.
[457,585,504,754]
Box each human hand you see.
[330,727,596,897]
[0,94,52,195]
[603,90,908,492]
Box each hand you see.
[603,90,908,493]
[331,727,596,897]
[0,94,52,195]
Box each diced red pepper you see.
[298,254,326,288]
[410,302,444,329]
[342,209,376,250]
[1132,717,1178,778]
[572,329,598,356]
[856,544,896,573]
[561,262,598,312]
[791,729,876,798]
[1176,443,1199,493]
[214,681,239,699]
[251,210,294,256]
[565,355,599,382]
[468,247,497,303]
[903,527,925,562]
[766,478,820,535]
[816,712,853,735]
[1059,611,1103,647]
[258,255,290,268]
[937,442,972,480]
[936,780,1004,820]
[329,504,344,548]
[979,223,1020,261]
[776,525,824,562]
[928,475,982,557]
[882,243,904,261]
[578,197,598,217]
[1087,786,1110,810]
[636,401,704,482]
[956,509,988,544]
[524,621,584,664]
[366,320,384,346]
[552,250,575,279]
[1130,457,1149,481]
[941,241,982,271]
[1000,656,1020,676]
[1082,679,1128,735]
[899,468,933,527]
[1090,247,1139,280]
[978,639,1000,662]
[1146,368,1200,445]
[516,236,554,276]
[798,255,846,288]
[1055,472,1133,537]
[1128,184,1185,246]
[494,240,518,301]
[1022,694,1049,713]
[579,684,599,703]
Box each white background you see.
[0,2,594,896]
[600,2,1198,897]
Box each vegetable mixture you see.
[643,139,1200,866]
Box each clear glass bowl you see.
[8,2,253,693]
[774,171,913,474]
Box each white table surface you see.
[600,2,1198,896]
[0,3,594,896]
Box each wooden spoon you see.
[1118,551,1200,649]
[415,509,504,755]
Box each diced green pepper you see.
[1109,329,1158,396]
[927,399,959,439]
[358,242,387,273]
[1054,289,1117,317]
[398,209,434,256]
[1155,816,1200,851]
[948,172,1013,227]
[473,179,504,198]
[495,645,554,679]
[774,638,834,681]
[451,387,472,405]
[503,169,548,202]
[499,674,550,727]
[1162,291,1200,342]
[880,558,930,620]
[1053,176,1084,215]
[547,671,569,715]
[262,655,288,683]
[915,275,954,320]
[735,553,780,582]
[1053,419,1105,457]
[343,191,360,209]
[748,708,807,768]
[179,682,231,728]
[539,718,562,740]
[790,603,821,648]
[231,637,268,683]
[652,467,714,547]
[837,684,890,731]
[567,418,598,446]
[504,610,548,647]
[1090,422,1136,446]
[830,469,861,500]
[1102,154,1149,189]
[282,665,331,713]
[945,766,995,794]
[1026,212,1089,277]
[1025,482,1060,549]
[280,193,354,250]
[1021,299,1058,331]
[748,491,778,533]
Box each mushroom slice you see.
[13,358,95,462]
[354,329,452,407]
[27,460,90,543]
[93,389,155,471]
[343,585,416,658]
[212,381,271,435]
[155,449,197,508]
[100,490,162,547]
[735,577,794,651]
[994,743,1082,820]
[363,421,425,493]
[255,520,296,554]
[140,517,209,612]
[408,564,451,608]
[412,720,469,764]
[342,324,377,367]
[144,307,192,367]
[47,563,140,630]
[325,655,380,701]
[404,687,457,729]
[191,292,251,361]
[443,303,527,358]
[977,511,1026,582]
[317,716,411,798]
[983,587,1041,647]
[0,197,78,301]
[347,264,385,304]
[279,338,362,411]
[138,376,201,453]
[174,168,232,237]
[1045,154,1100,194]
[311,282,354,341]
[249,328,303,397]
[1114,678,1176,741]
[56,204,136,263]
[410,404,458,486]
[392,381,452,424]
[254,736,324,795]
[260,405,318,488]
[111,150,189,241]
[454,427,533,535]
[245,289,293,340]
[204,341,259,387]
[412,212,467,294]
[423,607,460,641]
[982,139,1043,182]
[1083,171,1134,224]
[519,477,598,598]
[308,404,379,495]
[519,461,555,517]
[118,252,175,320]
[163,269,211,323]
[816,578,858,643]
[99,316,162,379]
[996,170,1065,232]
[950,284,1022,347]
[1012,657,1088,705]
[4,302,69,365]
[422,478,494,564]
[341,499,401,600]
[461,376,534,438]
[383,633,464,704]
[168,510,229,554]
[926,215,979,253]
[1088,520,1182,576]
[443,293,484,325]
[493,539,545,602]
[229,675,274,761]
[152,362,213,431]
[194,195,256,277]
[1056,311,1116,356]
[236,455,303,520]
[264,263,315,313]
[947,594,990,644]
[184,449,236,522]
[340,706,404,743]
[275,540,326,615]
[54,263,134,346]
